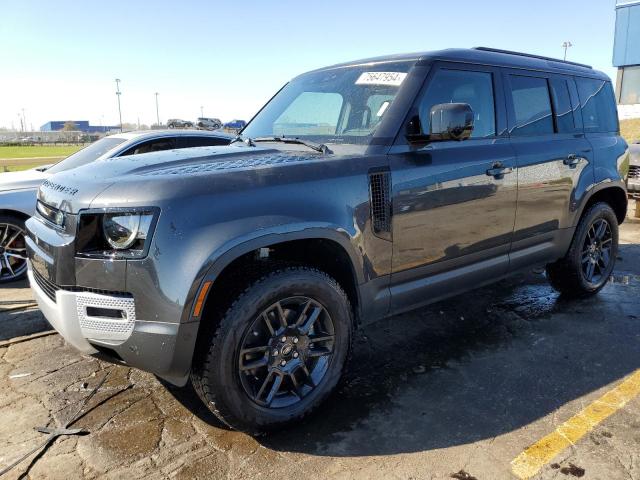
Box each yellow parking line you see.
[511,369,640,479]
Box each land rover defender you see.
[26,48,628,432]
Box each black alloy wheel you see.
[237,296,335,408]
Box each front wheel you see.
[546,202,619,297]
[0,215,28,283]
[191,267,353,433]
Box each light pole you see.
[115,78,123,132]
[200,105,204,118]
[562,41,573,61]
[21,108,27,133]
[155,92,160,126]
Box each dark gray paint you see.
[25,48,628,386]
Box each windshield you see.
[242,61,416,145]
[47,137,127,173]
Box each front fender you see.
[179,223,364,325]
[0,188,38,217]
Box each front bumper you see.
[628,178,640,196]
[28,266,98,354]
[29,264,136,349]
[27,258,199,386]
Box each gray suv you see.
[25,48,629,433]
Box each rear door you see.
[388,63,517,313]
[504,70,594,270]
[574,77,626,186]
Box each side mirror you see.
[430,103,474,141]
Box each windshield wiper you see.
[252,136,332,154]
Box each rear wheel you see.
[191,267,352,433]
[546,202,618,296]
[0,215,28,283]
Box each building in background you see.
[40,121,118,133]
[614,0,640,119]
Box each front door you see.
[388,64,518,313]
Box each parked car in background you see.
[0,129,232,282]
[196,117,223,130]
[223,119,246,130]
[628,142,640,197]
[26,48,627,433]
[167,119,194,129]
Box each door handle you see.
[486,164,513,179]
[564,154,581,168]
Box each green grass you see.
[0,145,84,160]
[621,118,640,144]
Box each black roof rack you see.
[473,47,593,69]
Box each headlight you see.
[103,213,143,250]
[76,208,158,259]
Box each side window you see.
[508,75,554,136]
[418,69,496,138]
[549,78,576,133]
[177,136,230,148]
[120,138,176,156]
[576,78,618,133]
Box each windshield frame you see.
[240,59,420,148]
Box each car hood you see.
[0,168,49,192]
[37,144,325,213]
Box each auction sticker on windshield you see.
[355,72,407,86]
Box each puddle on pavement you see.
[260,272,563,451]
[608,274,640,285]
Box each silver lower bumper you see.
[28,263,136,352]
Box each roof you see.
[306,47,609,80]
[107,129,234,140]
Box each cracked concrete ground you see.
[0,203,639,480]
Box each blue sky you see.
[0,0,620,130]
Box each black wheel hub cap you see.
[581,218,613,284]
[237,297,335,409]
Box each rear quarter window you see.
[576,78,618,133]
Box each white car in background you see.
[0,129,232,282]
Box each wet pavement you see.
[0,205,639,479]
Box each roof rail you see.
[473,47,593,69]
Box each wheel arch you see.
[0,209,30,222]
[172,228,364,381]
[577,183,628,225]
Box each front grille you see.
[32,267,130,303]
[32,267,58,302]
[629,165,640,179]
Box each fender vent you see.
[369,170,392,239]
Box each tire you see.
[168,124,175,129]
[546,202,619,297]
[0,214,28,283]
[190,267,353,434]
